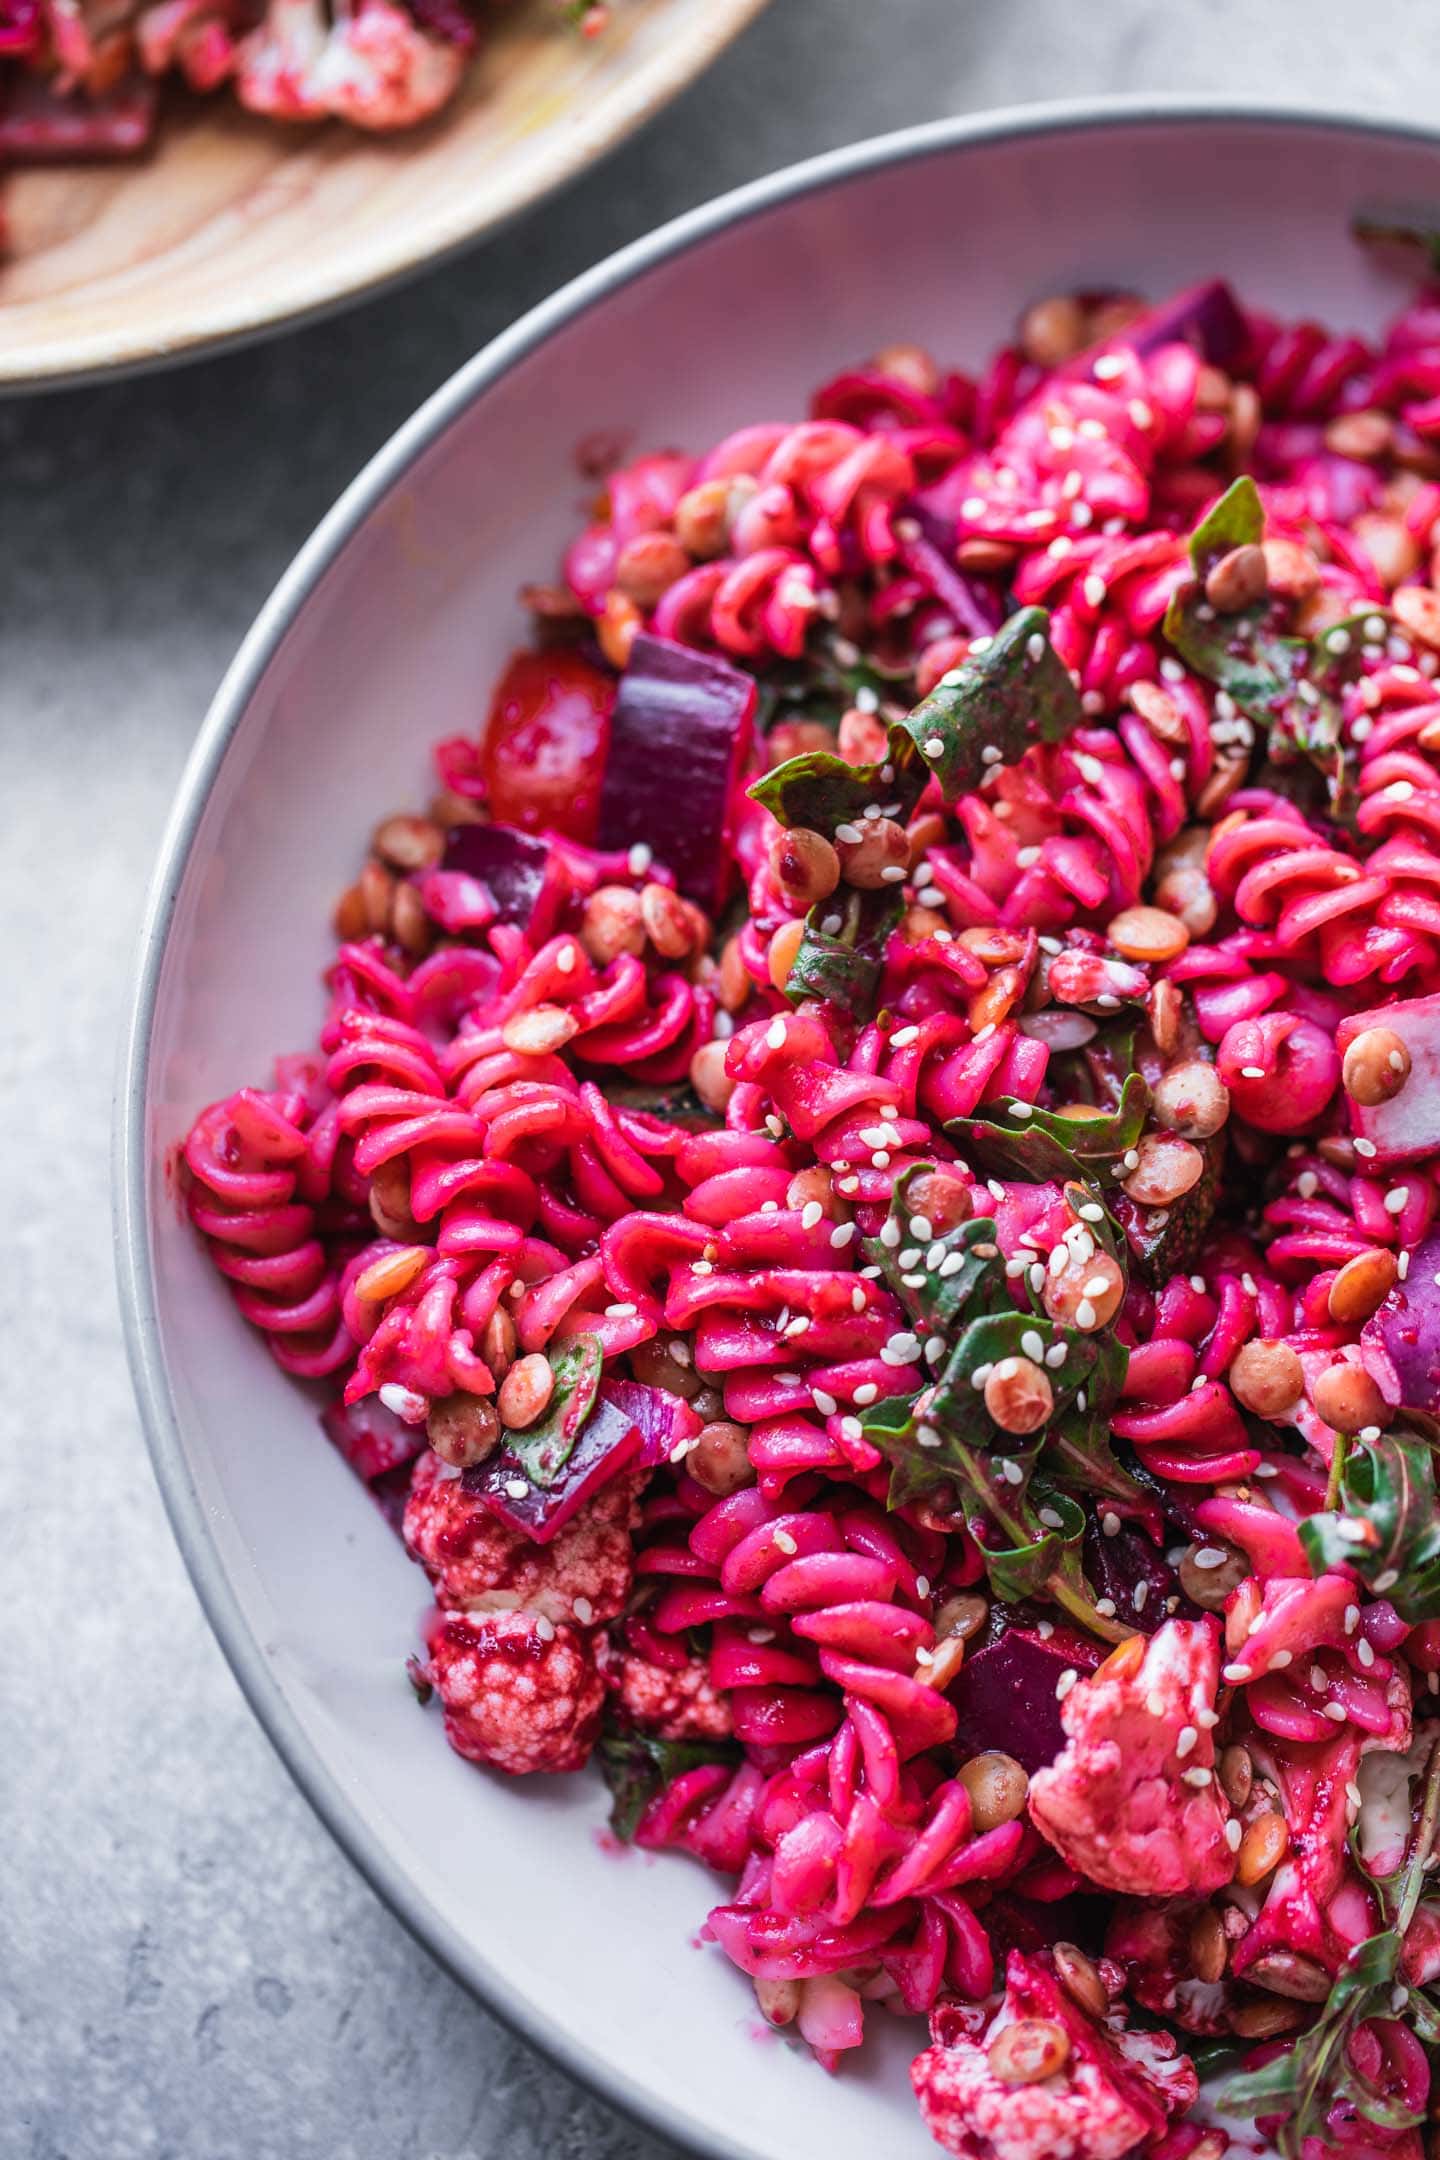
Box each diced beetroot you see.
[950,1624,1105,1773]
[1363,1227,1440,1414]
[0,71,158,158]
[1125,279,1249,367]
[467,1394,642,1544]
[596,633,757,911]
[321,1395,426,1484]
[598,1378,702,1468]
[442,821,566,943]
[1082,1522,1177,1635]
[1336,993,1440,1165]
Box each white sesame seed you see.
[379,1383,426,1421]
[626,842,653,875]
[1078,1203,1105,1224]
[1191,1547,1229,1570]
[1075,1299,1098,1331]
[890,1024,920,1048]
[1354,1137,1377,1158]
[1038,1507,1065,1530]
[1323,1702,1348,1722]
[1224,1818,1243,1851]
[1223,1663,1252,1684]
[505,1478,530,1500]
[1021,1329,1045,1363]
[1357,1638,1376,1668]
[1102,1511,1121,1538]
[1240,1065,1266,1080]
[1345,1605,1360,1634]
[772,1529,798,1556]
[923,735,945,758]
[604,1301,638,1318]
[1094,1597,1117,1617]
[1176,1726,1198,1759]
[1270,1649,1293,1669]
[835,822,864,846]
[915,1575,931,1599]
[830,1221,856,1249]
[1181,1767,1212,1788]
[840,1416,863,1442]
[1056,1669,1079,1701]
[801,1201,824,1230]
[1385,1187,1410,1214]
[812,1389,839,1416]
[556,942,577,973]
[1374,1568,1400,1593]
[853,1383,878,1405]
[1044,1342,1068,1370]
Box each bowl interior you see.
[129,110,1440,2160]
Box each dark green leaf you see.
[1219,1932,1421,2158]
[1354,212,1440,276]
[983,1484,1088,1603]
[502,1333,604,1488]
[749,608,1080,839]
[1165,483,1355,809]
[785,887,903,1017]
[1299,1428,1440,1622]
[597,1728,738,1842]
[894,607,1083,802]
[861,1172,1005,1335]
[950,1076,1150,1187]
[747,747,908,836]
[1186,474,1264,571]
[1164,583,1315,722]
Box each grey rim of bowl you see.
[115,92,1440,2160]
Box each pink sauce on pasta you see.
[183,267,1440,2160]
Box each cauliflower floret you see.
[403,1452,639,1626]
[426,1609,603,1775]
[602,1642,733,1742]
[235,0,462,128]
[912,1950,1197,2160]
[1027,1620,1234,1897]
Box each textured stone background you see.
[4,4,1438,2155]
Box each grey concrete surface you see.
[5,3,1440,2155]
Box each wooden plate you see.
[0,0,768,389]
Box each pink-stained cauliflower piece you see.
[403,1451,640,1626]
[234,0,463,127]
[1027,1619,1234,1897]
[602,1642,733,1742]
[912,1950,1197,2160]
[426,1609,603,1775]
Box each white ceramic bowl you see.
[117,99,1440,2160]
